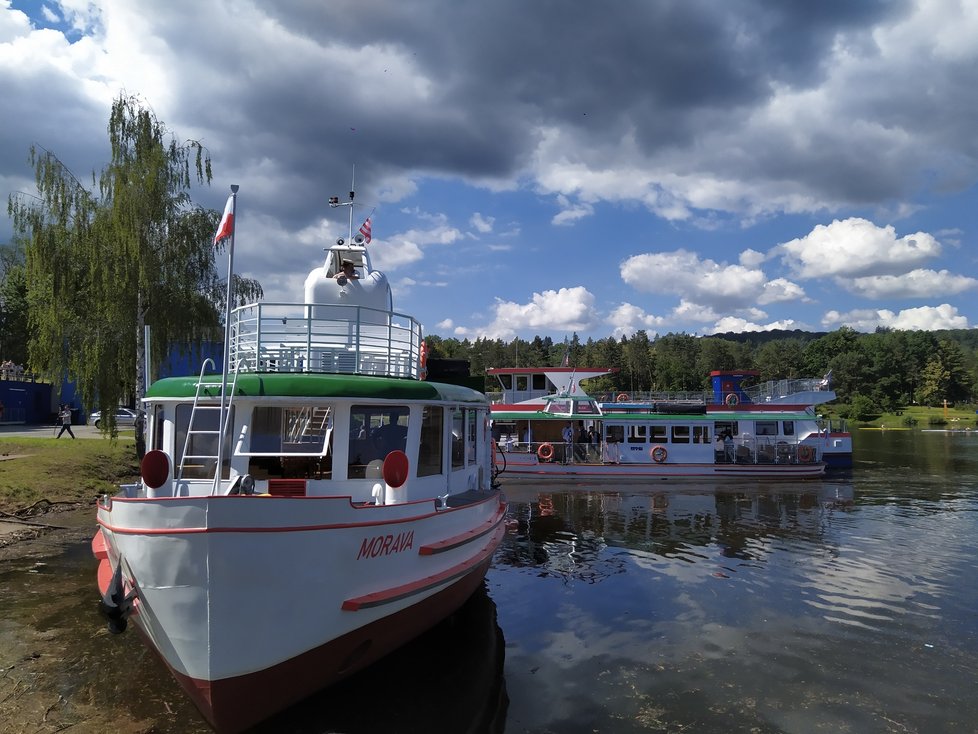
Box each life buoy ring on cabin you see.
[650,445,668,463]
[537,442,555,461]
[798,444,815,463]
[725,393,739,406]
[616,393,630,403]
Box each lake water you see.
[1,429,977,733]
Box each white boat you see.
[489,367,833,480]
[92,189,506,732]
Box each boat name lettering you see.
[357,531,415,559]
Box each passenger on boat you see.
[335,259,359,284]
[723,432,734,462]
[562,422,574,463]
[372,411,407,455]
[713,433,724,461]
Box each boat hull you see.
[95,491,506,732]
[495,454,825,480]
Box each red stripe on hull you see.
[419,502,507,555]
[149,557,495,733]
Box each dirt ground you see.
[0,504,205,734]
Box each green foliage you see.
[7,94,261,430]
[424,325,978,407]
[0,239,29,364]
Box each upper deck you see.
[227,300,424,379]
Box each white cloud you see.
[757,277,807,304]
[470,212,494,233]
[739,248,766,268]
[822,304,969,331]
[454,286,597,340]
[776,218,941,279]
[839,269,978,299]
[606,303,666,338]
[621,249,768,310]
[708,316,804,334]
[551,194,593,226]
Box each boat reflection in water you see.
[497,480,855,576]
[251,584,508,733]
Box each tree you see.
[0,239,29,365]
[8,94,261,431]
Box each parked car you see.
[90,407,139,429]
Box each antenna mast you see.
[328,166,357,241]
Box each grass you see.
[0,437,140,514]
[820,403,978,430]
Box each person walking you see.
[57,404,76,439]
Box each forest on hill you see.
[425,327,978,414]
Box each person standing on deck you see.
[562,421,574,463]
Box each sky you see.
[2,0,978,343]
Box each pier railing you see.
[228,302,424,379]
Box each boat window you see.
[693,425,710,444]
[756,420,778,436]
[627,425,647,444]
[452,410,464,470]
[466,410,478,463]
[783,421,795,436]
[605,425,625,444]
[348,406,409,474]
[174,404,235,479]
[575,400,601,415]
[247,405,332,455]
[152,403,164,451]
[651,425,667,441]
[532,374,547,390]
[714,420,738,437]
[497,374,512,390]
[417,406,444,477]
[671,425,690,444]
[516,375,528,391]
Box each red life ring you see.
[725,393,739,406]
[798,444,815,463]
[616,393,630,403]
[650,445,668,463]
[537,443,554,461]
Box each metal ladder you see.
[176,358,240,493]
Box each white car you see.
[89,407,139,429]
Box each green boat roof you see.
[147,373,488,404]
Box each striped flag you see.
[358,217,372,244]
[214,195,234,245]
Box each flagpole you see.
[215,184,238,493]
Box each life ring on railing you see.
[725,393,739,406]
[537,443,555,461]
[616,393,630,403]
[798,444,815,463]
[650,445,668,463]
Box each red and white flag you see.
[358,217,372,244]
[214,195,234,245]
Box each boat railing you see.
[595,390,710,404]
[228,301,423,378]
[742,378,831,403]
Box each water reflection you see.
[489,447,978,733]
[498,481,855,579]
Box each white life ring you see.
[650,445,668,463]
[725,393,739,406]
[537,443,555,461]
[616,392,630,403]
